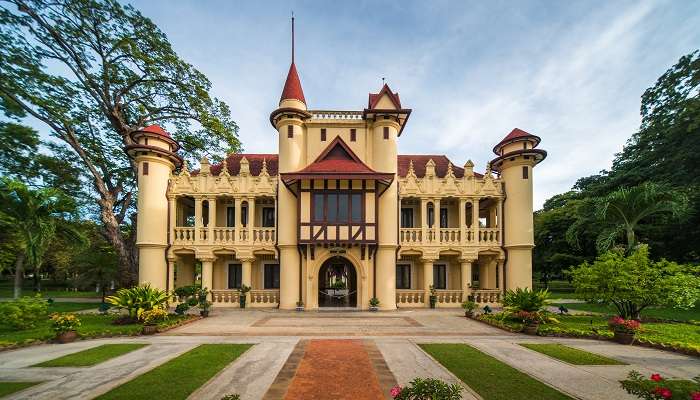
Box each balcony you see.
[399,226,501,247]
[173,226,276,246]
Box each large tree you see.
[0,0,241,284]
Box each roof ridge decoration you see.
[199,156,210,176]
[407,159,416,178]
[240,156,250,176]
[179,160,190,177]
[425,158,436,178]
[367,83,402,110]
[260,158,269,177]
[220,158,230,177]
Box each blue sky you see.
[130,0,699,208]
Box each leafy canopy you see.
[569,245,700,319]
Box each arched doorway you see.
[318,256,357,308]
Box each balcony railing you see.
[399,226,501,247]
[172,226,276,246]
[396,290,424,306]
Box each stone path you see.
[0,310,698,400]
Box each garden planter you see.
[369,306,379,312]
[239,297,247,309]
[56,330,78,343]
[200,310,210,317]
[523,323,539,335]
[614,330,635,345]
[429,296,437,309]
[142,324,158,335]
[295,306,305,312]
[464,311,474,318]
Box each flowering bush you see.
[608,316,642,333]
[621,370,700,400]
[50,313,81,334]
[141,307,169,325]
[514,310,543,325]
[390,378,461,400]
[0,295,48,329]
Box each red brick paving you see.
[283,339,386,400]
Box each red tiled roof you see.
[140,125,171,137]
[290,137,384,176]
[492,128,540,154]
[208,154,278,176]
[280,62,306,105]
[397,155,482,178]
[367,83,402,109]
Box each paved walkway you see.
[0,310,698,400]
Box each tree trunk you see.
[13,253,25,299]
[99,197,138,287]
[625,228,636,254]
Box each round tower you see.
[270,56,311,309]
[126,125,182,290]
[490,128,546,290]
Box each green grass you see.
[0,382,42,397]
[0,314,190,348]
[47,302,101,313]
[553,302,700,322]
[547,292,582,300]
[0,288,100,299]
[95,344,252,400]
[33,344,148,367]
[519,343,626,365]
[419,343,573,400]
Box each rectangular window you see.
[262,207,275,227]
[428,206,435,228]
[142,162,149,175]
[287,125,293,138]
[351,194,362,223]
[241,205,248,226]
[226,207,235,227]
[321,128,326,141]
[440,208,448,228]
[383,126,389,140]
[433,264,446,289]
[264,264,280,289]
[350,129,356,142]
[337,194,348,222]
[522,166,529,179]
[523,142,528,149]
[228,264,242,289]
[400,208,414,228]
[327,194,338,222]
[396,264,411,289]
[313,193,325,221]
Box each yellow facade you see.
[129,62,546,311]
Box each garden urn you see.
[56,330,78,344]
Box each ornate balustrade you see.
[250,289,279,306]
[252,228,276,245]
[212,228,236,244]
[310,110,363,120]
[435,290,463,304]
[398,226,500,247]
[396,290,425,306]
[472,289,501,304]
[478,228,500,245]
[173,227,196,244]
[211,290,240,305]
[438,229,461,245]
[399,228,422,244]
[171,226,275,247]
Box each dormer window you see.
[321,128,326,141]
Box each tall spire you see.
[279,13,306,106]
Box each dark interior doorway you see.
[318,257,357,307]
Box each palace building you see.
[127,32,546,311]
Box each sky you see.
[128,1,697,208]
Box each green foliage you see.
[141,307,168,325]
[0,382,41,398]
[519,343,626,365]
[569,245,700,319]
[238,284,251,295]
[502,288,550,312]
[174,284,199,298]
[461,300,478,312]
[0,295,48,329]
[49,312,81,334]
[621,370,700,400]
[369,297,380,307]
[391,378,462,400]
[105,284,170,320]
[220,395,241,400]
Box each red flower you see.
[650,373,663,382]
[653,387,672,399]
[690,392,700,400]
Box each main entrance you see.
[318,257,357,307]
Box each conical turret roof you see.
[280,62,306,105]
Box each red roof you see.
[140,125,171,137]
[397,155,482,178]
[280,62,306,105]
[206,154,278,176]
[368,83,402,109]
[287,137,387,177]
[493,128,540,154]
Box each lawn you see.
[33,344,149,367]
[0,284,100,299]
[0,382,42,397]
[519,343,626,365]
[0,314,191,348]
[95,344,252,400]
[553,302,700,322]
[48,302,102,313]
[419,343,573,400]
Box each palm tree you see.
[567,182,689,254]
[0,178,84,298]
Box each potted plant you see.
[608,316,641,344]
[516,310,542,335]
[198,287,213,317]
[390,378,462,400]
[369,297,380,311]
[295,301,304,312]
[461,300,478,318]
[141,307,168,335]
[238,284,251,309]
[50,313,81,343]
[429,285,437,309]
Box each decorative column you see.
[422,257,434,307]
[167,258,176,292]
[234,197,241,242]
[194,196,203,243]
[497,259,505,292]
[460,258,473,299]
[433,198,441,243]
[248,197,255,243]
[208,196,217,244]
[458,198,466,245]
[497,198,504,244]
[241,257,253,297]
[420,198,428,244]
[472,198,480,244]
[200,257,214,299]
[168,195,176,243]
